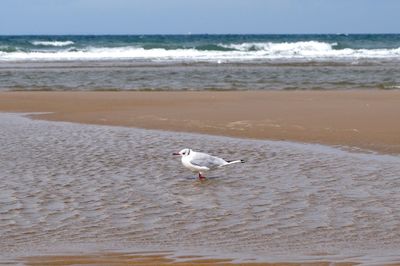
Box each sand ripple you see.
[1,113,400,263]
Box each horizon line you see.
[1,32,400,36]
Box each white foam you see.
[2,41,400,62]
[221,41,336,52]
[31,40,74,47]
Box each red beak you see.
[172,152,180,156]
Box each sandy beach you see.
[1,90,399,154]
[2,90,400,265]
[22,252,356,266]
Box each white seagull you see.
[173,148,244,179]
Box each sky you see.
[1,0,399,35]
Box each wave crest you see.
[31,40,74,47]
[220,41,337,52]
[1,41,400,62]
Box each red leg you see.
[198,173,206,180]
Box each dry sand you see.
[1,90,399,154]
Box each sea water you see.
[1,34,400,91]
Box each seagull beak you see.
[172,152,180,156]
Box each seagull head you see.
[173,148,192,157]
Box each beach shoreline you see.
[1,90,399,154]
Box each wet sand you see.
[2,92,400,265]
[3,112,399,265]
[1,90,400,154]
[23,252,356,266]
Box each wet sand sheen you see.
[23,252,356,266]
[1,91,400,265]
[1,113,400,265]
[0,90,400,154]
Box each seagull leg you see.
[198,172,206,180]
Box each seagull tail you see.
[226,159,245,165]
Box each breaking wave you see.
[31,40,75,47]
[1,41,400,62]
[220,41,337,52]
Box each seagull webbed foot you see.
[198,173,206,180]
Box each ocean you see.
[1,34,400,91]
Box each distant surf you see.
[0,40,400,62]
[1,34,400,91]
[31,40,75,47]
[1,34,400,62]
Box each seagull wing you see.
[190,152,227,170]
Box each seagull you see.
[173,148,244,180]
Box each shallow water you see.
[1,113,400,264]
[2,60,400,91]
